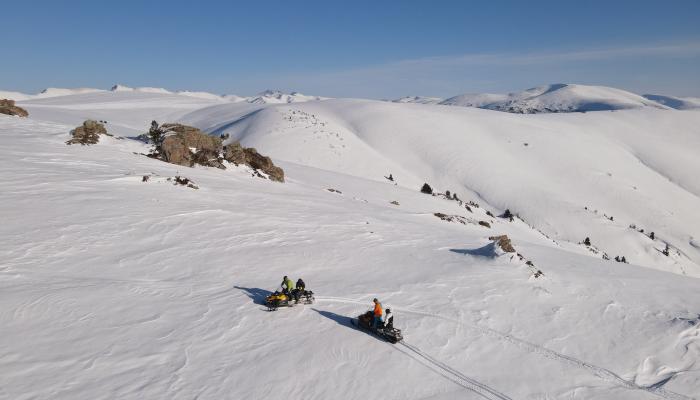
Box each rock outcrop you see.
[153,123,284,182]
[0,99,29,117]
[489,235,516,253]
[66,120,108,145]
[160,123,223,167]
[222,142,285,182]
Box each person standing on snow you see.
[281,276,295,298]
[372,298,383,329]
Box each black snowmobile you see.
[351,311,403,343]
[265,289,315,311]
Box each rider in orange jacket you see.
[372,298,383,329]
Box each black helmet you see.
[373,298,378,302]
[283,275,288,280]
[385,308,391,313]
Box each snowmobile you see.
[265,289,315,311]
[351,311,403,343]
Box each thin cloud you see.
[243,41,700,98]
[339,41,700,73]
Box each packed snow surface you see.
[1,88,700,400]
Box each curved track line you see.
[315,296,695,400]
[399,341,512,400]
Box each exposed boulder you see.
[158,123,223,167]
[244,147,285,182]
[161,123,222,153]
[0,99,28,117]
[223,143,285,182]
[160,135,193,166]
[66,120,108,145]
[223,142,246,165]
[489,235,516,253]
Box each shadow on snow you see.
[449,242,498,258]
[234,286,272,305]
[311,308,354,327]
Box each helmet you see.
[283,276,287,280]
[385,308,391,313]
[373,298,378,302]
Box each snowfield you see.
[1,88,699,400]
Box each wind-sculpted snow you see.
[2,92,700,399]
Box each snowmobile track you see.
[316,297,695,400]
[399,341,512,400]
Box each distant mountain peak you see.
[441,83,670,113]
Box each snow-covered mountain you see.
[246,89,328,104]
[110,84,172,94]
[0,89,34,101]
[2,86,700,399]
[441,84,670,113]
[643,94,700,110]
[2,85,327,105]
[391,95,443,105]
[439,92,509,108]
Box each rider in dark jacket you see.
[293,278,306,303]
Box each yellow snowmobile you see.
[265,289,315,311]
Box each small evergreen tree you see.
[583,237,591,246]
[502,209,514,221]
[420,183,433,194]
[649,231,655,240]
[148,120,166,154]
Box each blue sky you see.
[3,0,700,98]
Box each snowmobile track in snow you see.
[399,341,512,400]
[316,297,695,400]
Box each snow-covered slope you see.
[37,87,107,98]
[441,84,670,113]
[2,88,700,400]
[392,95,443,105]
[181,99,700,278]
[17,90,231,135]
[643,94,700,110]
[2,108,700,400]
